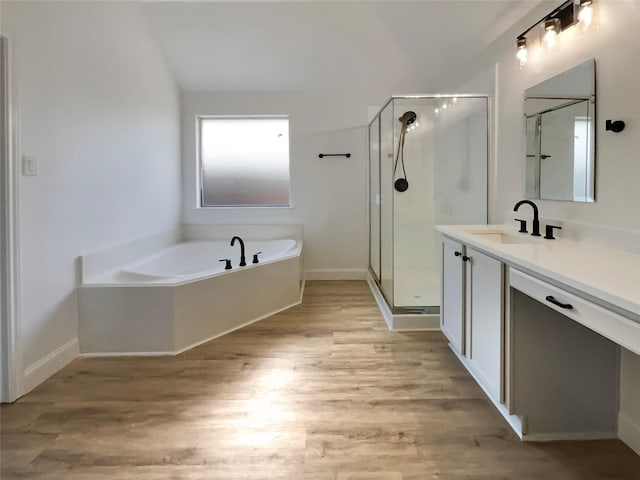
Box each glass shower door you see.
[369,95,488,314]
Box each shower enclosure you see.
[368,95,488,318]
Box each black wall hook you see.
[605,120,625,133]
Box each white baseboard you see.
[522,431,617,441]
[22,338,79,395]
[619,412,640,455]
[304,269,368,281]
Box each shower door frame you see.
[367,94,491,315]
[368,115,382,284]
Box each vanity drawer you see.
[509,268,640,356]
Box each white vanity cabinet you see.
[437,224,640,453]
[441,237,465,354]
[464,246,503,402]
[441,236,503,402]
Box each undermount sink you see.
[467,230,537,245]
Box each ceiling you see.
[145,1,540,92]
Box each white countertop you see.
[437,224,640,320]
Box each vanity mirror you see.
[524,59,595,202]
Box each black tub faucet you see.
[230,236,247,266]
[513,200,541,236]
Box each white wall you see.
[1,1,181,393]
[181,91,369,276]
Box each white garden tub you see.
[118,239,298,283]
[79,236,303,355]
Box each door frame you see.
[1,34,22,403]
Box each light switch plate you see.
[22,155,38,176]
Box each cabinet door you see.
[466,247,503,401]
[441,237,465,354]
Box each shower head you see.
[394,111,416,193]
[399,111,417,126]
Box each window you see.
[198,116,291,207]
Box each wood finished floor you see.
[2,281,640,479]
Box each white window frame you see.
[196,115,292,209]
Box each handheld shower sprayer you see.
[394,111,417,192]
[400,111,417,127]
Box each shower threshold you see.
[367,274,440,331]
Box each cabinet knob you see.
[454,251,462,257]
[462,255,471,262]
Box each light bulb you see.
[544,18,559,49]
[544,29,557,48]
[516,38,528,67]
[516,47,528,67]
[578,2,593,30]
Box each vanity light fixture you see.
[515,0,594,67]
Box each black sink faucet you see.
[513,200,541,236]
[230,236,247,266]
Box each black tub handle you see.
[545,295,573,310]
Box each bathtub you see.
[118,239,299,283]
[79,235,303,355]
